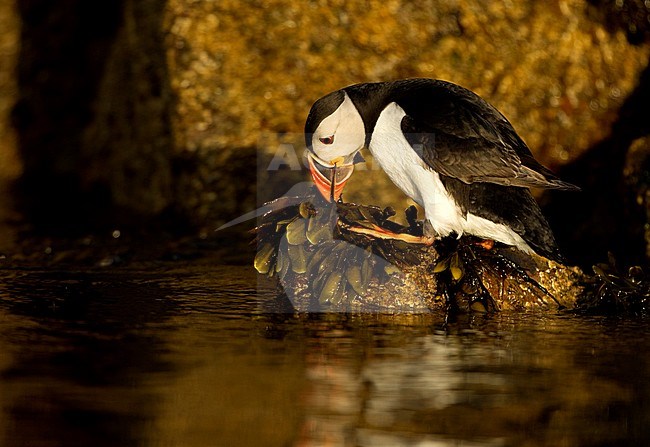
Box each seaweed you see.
[577,253,650,315]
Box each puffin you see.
[304,78,579,262]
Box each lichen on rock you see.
[161,0,650,227]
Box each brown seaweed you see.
[577,253,650,315]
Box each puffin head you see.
[304,90,365,201]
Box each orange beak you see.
[307,154,354,202]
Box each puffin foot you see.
[475,239,495,250]
[346,223,435,245]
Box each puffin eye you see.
[318,135,335,145]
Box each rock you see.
[0,0,20,184]
[624,136,650,259]
[0,0,20,254]
[255,197,584,313]
[587,0,650,44]
[2,0,649,235]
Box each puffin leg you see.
[346,223,435,245]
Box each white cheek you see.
[312,140,336,160]
[311,92,365,162]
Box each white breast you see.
[368,102,534,254]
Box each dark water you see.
[0,265,649,447]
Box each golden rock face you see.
[161,0,649,224]
[1,0,649,230]
[163,0,649,157]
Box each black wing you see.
[440,175,564,262]
[395,79,579,191]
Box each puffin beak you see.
[307,153,355,202]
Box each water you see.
[0,265,649,446]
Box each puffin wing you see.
[397,82,579,191]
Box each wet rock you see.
[254,197,584,313]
